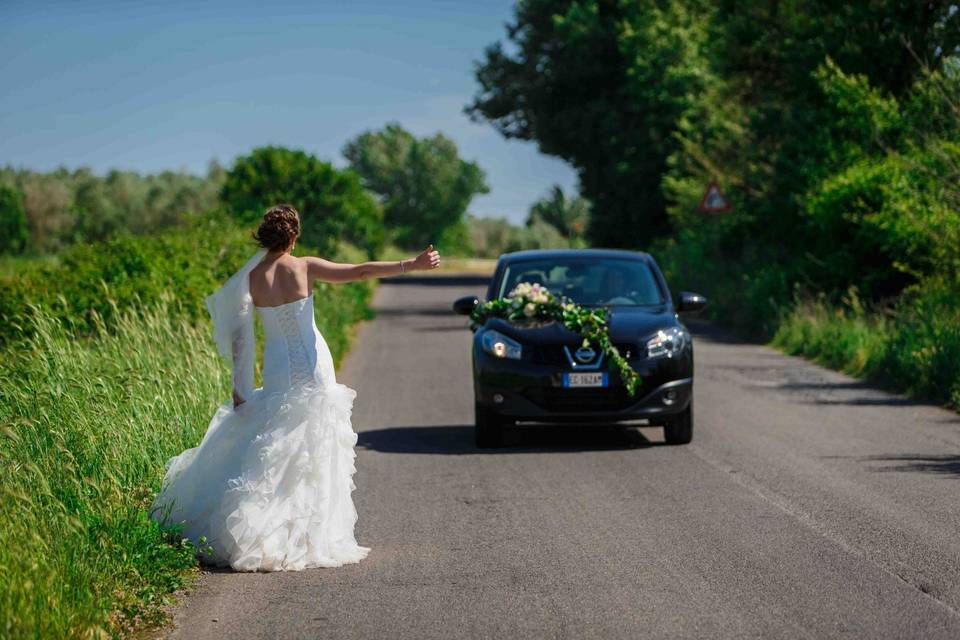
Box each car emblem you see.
[574,346,596,363]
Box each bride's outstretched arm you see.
[305,244,440,283]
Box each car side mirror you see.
[676,291,707,313]
[453,295,479,315]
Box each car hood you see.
[485,305,677,345]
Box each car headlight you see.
[646,327,689,359]
[480,329,522,360]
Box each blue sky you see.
[0,0,577,222]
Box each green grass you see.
[0,281,372,638]
[772,296,891,377]
[771,284,960,409]
[0,302,225,638]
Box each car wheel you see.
[663,404,693,445]
[475,402,504,448]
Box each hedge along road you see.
[164,275,960,640]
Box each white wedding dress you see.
[151,251,369,572]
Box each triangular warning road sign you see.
[698,181,731,213]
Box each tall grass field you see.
[0,217,373,638]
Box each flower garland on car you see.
[470,282,641,396]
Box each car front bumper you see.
[473,347,693,424]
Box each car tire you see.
[663,404,693,445]
[475,402,504,448]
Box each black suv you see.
[453,249,706,447]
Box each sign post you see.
[698,181,732,213]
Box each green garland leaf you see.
[470,282,641,396]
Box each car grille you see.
[524,385,638,413]
[530,342,641,366]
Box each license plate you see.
[563,372,608,388]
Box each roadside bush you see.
[772,290,891,377]
[878,279,960,408]
[772,280,960,410]
[0,213,251,346]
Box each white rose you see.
[523,302,537,317]
[513,283,531,298]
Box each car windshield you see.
[498,258,665,306]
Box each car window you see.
[498,258,664,306]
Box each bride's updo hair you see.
[253,204,300,251]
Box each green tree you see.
[526,185,590,247]
[468,0,712,247]
[70,167,124,243]
[0,164,225,252]
[648,1,960,336]
[681,0,960,248]
[466,214,568,257]
[221,146,384,257]
[343,123,489,248]
[0,184,28,254]
[798,61,960,298]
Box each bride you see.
[151,204,440,571]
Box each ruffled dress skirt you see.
[151,382,370,572]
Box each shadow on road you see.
[806,396,921,407]
[413,324,470,332]
[357,424,659,454]
[708,364,929,408]
[861,454,960,478]
[771,380,924,407]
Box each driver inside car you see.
[599,266,635,305]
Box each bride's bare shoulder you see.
[253,254,307,271]
[286,254,311,273]
[249,255,308,286]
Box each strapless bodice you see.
[256,294,336,393]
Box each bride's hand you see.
[412,244,441,271]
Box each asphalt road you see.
[166,276,960,639]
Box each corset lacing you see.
[275,302,314,388]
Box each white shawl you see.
[205,249,267,402]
